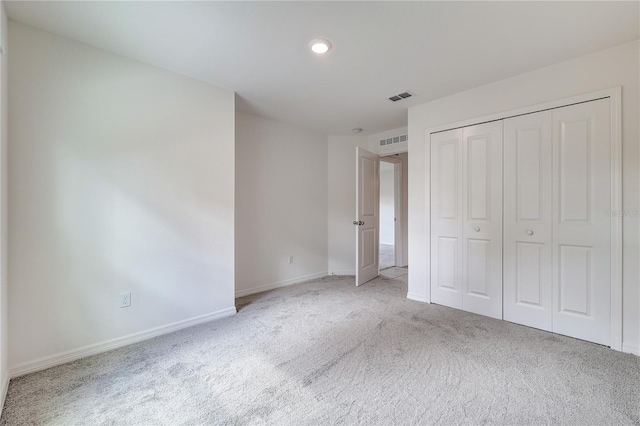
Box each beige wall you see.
[327,135,368,275]
[408,40,640,354]
[8,22,236,368]
[235,112,328,296]
[0,0,8,406]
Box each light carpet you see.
[2,270,639,425]
[379,243,395,270]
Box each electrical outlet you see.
[288,255,294,264]
[120,292,131,308]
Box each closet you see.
[430,98,612,346]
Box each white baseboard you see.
[328,270,355,276]
[8,307,236,379]
[235,271,328,298]
[0,371,9,418]
[407,292,429,303]
[622,342,640,356]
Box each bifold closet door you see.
[503,99,611,345]
[431,122,503,319]
[430,129,463,309]
[461,122,503,319]
[503,111,553,331]
[552,99,611,346]
[432,98,612,345]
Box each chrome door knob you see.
[474,227,480,232]
[527,230,534,235]
[353,221,358,225]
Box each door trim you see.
[421,87,622,352]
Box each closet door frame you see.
[422,87,622,352]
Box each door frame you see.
[379,156,403,268]
[419,87,622,351]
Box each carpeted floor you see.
[2,270,639,425]
[379,243,395,270]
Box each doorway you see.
[379,154,406,272]
[379,160,396,270]
[355,148,408,287]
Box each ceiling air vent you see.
[379,134,408,147]
[388,91,413,102]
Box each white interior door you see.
[461,122,503,319]
[356,147,379,286]
[430,129,463,308]
[552,99,611,345]
[503,111,553,331]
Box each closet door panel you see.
[552,99,611,346]
[503,111,553,331]
[430,129,463,309]
[461,122,503,319]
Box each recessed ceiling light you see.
[309,39,332,54]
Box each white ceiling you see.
[5,1,639,136]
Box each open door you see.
[355,147,380,286]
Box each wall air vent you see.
[379,134,408,147]
[388,91,414,102]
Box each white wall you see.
[235,112,327,296]
[0,0,8,407]
[367,126,408,155]
[8,22,236,369]
[408,40,640,354]
[379,162,395,245]
[327,135,369,275]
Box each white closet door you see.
[430,129,463,309]
[461,122,503,319]
[552,99,611,346]
[503,111,553,330]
